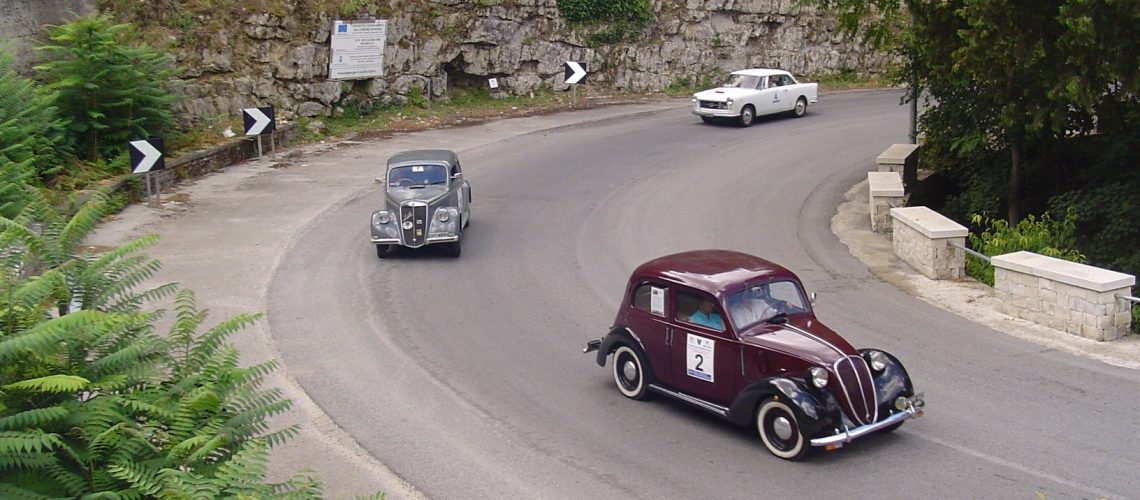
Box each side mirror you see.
[451,172,461,179]
[374,177,384,185]
[809,292,817,304]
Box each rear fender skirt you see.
[596,327,647,368]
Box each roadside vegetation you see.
[807,0,1139,330]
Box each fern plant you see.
[0,192,324,498]
[0,50,69,217]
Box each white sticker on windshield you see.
[412,166,424,172]
[650,287,665,317]
[686,334,714,382]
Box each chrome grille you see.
[399,202,428,247]
[700,100,728,110]
[833,355,877,426]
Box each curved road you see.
[267,91,1139,498]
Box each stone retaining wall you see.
[890,206,967,280]
[868,171,903,233]
[992,251,1135,341]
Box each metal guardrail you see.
[948,240,990,263]
[1116,293,1140,305]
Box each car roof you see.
[631,250,798,300]
[387,149,458,167]
[730,68,789,78]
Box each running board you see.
[648,384,729,418]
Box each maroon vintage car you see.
[584,250,924,460]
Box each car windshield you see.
[723,74,761,89]
[726,280,808,332]
[388,164,448,188]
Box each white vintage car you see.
[692,69,819,127]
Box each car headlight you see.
[435,209,449,222]
[808,367,828,388]
[866,350,887,371]
[726,98,733,106]
[373,211,390,225]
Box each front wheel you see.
[375,245,393,259]
[612,345,651,400]
[756,397,809,460]
[791,97,808,118]
[446,238,462,258]
[700,116,715,124]
[738,105,755,127]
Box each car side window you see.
[675,291,725,331]
[632,283,666,317]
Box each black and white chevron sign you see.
[128,138,165,174]
[243,106,275,136]
[564,61,587,85]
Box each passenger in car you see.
[689,300,724,330]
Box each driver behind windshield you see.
[728,285,784,331]
[389,164,448,187]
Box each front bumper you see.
[810,393,925,448]
[371,234,458,245]
[693,107,738,118]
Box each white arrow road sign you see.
[564,61,587,85]
[243,106,275,136]
[129,139,165,174]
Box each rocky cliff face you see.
[0,0,97,73]
[126,0,888,124]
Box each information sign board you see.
[329,19,387,80]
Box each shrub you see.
[35,14,179,163]
[965,209,1085,286]
[0,51,69,216]
[556,0,653,45]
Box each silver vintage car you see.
[369,149,471,258]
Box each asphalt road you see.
[261,91,1140,499]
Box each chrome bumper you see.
[692,108,737,118]
[810,393,925,448]
[370,235,458,245]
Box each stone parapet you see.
[876,143,920,188]
[868,171,904,233]
[992,251,1136,341]
[890,206,967,279]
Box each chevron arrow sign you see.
[243,106,276,136]
[129,138,165,174]
[564,61,587,85]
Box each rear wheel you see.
[792,97,808,118]
[738,105,755,127]
[375,245,393,259]
[756,397,809,460]
[612,345,651,400]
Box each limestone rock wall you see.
[0,0,97,72]
[5,0,889,124]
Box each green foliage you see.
[405,87,429,109]
[965,210,1085,286]
[556,0,653,45]
[0,50,69,218]
[0,192,324,497]
[35,14,179,163]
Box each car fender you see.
[726,377,829,436]
[860,348,915,403]
[595,326,648,368]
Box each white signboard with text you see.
[329,19,387,80]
